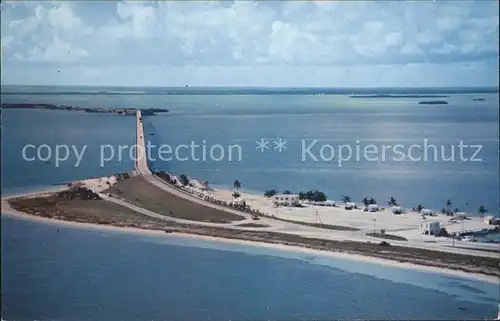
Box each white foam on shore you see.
[1,206,498,285]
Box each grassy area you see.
[235,223,270,228]
[105,176,245,223]
[265,215,360,231]
[8,193,500,278]
[445,246,500,254]
[366,233,408,241]
[8,194,168,228]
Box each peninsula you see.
[418,100,449,105]
[349,94,450,98]
[0,103,169,116]
[2,110,499,282]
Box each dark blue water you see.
[1,215,498,321]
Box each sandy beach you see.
[2,184,499,285]
[208,185,499,254]
[1,207,497,284]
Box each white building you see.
[420,209,433,216]
[323,200,336,207]
[391,206,402,214]
[484,215,500,225]
[273,194,300,207]
[368,204,379,212]
[419,221,440,235]
[232,198,246,207]
[345,202,356,210]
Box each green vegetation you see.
[267,215,359,231]
[58,187,101,201]
[416,204,424,213]
[179,174,190,186]
[366,232,407,241]
[298,190,327,202]
[232,192,241,198]
[436,228,449,237]
[105,176,245,223]
[236,223,270,228]
[341,195,351,203]
[387,196,398,206]
[264,189,278,198]
[361,197,370,207]
[115,172,131,182]
[233,180,241,191]
[478,205,488,217]
[283,190,292,195]
[154,170,171,182]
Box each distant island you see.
[0,103,168,116]
[473,98,486,101]
[418,100,448,105]
[349,94,450,99]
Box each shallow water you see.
[1,215,498,320]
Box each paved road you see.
[131,110,498,258]
[135,110,151,176]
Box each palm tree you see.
[387,196,398,207]
[283,190,292,195]
[368,197,377,205]
[341,195,351,203]
[179,174,189,186]
[416,204,424,213]
[445,199,452,214]
[361,197,370,208]
[233,180,241,191]
[264,189,278,198]
[478,206,487,217]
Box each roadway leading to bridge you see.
[135,110,152,175]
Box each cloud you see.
[0,0,498,86]
[15,36,89,63]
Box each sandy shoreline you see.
[2,207,498,284]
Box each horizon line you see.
[1,84,499,90]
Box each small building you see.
[484,215,500,225]
[421,209,433,216]
[368,204,379,212]
[232,198,246,207]
[324,200,336,207]
[391,206,402,214]
[420,221,440,235]
[345,202,356,210]
[273,194,300,207]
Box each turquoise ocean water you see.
[1,86,499,319]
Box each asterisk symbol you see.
[256,138,270,152]
[273,138,287,152]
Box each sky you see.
[1,0,499,87]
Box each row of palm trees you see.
[233,179,491,217]
[340,194,489,216]
[341,195,378,207]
